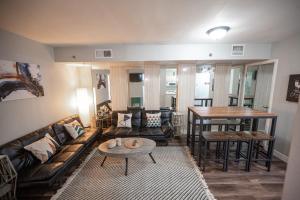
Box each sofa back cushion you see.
[52,121,71,145]
[24,133,60,164]
[0,126,58,172]
[52,115,83,145]
[112,110,141,128]
[142,110,172,127]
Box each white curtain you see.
[177,64,196,130]
[144,64,160,110]
[110,65,129,110]
[214,64,231,106]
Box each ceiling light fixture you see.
[206,26,230,40]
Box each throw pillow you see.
[146,112,161,127]
[117,113,132,128]
[64,120,85,139]
[24,133,60,163]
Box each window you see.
[195,65,214,106]
[128,69,144,107]
[160,67,177,109]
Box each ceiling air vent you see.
[231,44,245,56]
[95,49,112,59]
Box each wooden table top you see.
[98,137,156,158]
[189,106,277,118]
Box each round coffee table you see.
[98,137,156,176]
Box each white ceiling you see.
[0,0,300,46]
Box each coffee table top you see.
[98,138,156,158]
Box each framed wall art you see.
[286,74,300,102]
[0,60,44,102]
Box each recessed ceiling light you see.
[206,26,230,40]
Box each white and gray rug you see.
[52,146,215,200]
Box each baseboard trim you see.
[274,150,288,163]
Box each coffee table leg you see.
[125,158,128,176]
[101,156,107,166]
[149,153,156,164]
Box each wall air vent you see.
[95,49,112,59]
[231,44,245,56]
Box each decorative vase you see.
[107,139,116,149]
[116,138,122,146]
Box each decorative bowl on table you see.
[124,138,143,149]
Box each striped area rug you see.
[52,146,215,200]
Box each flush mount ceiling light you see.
[206,26,230,40]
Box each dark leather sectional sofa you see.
[103,109,174,144]
[0,115,99,188]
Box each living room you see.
[0,1,300,200]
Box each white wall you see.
[271,33,300,157]
[282,102,300,200]
[77,67,94,126]
[0,29,79,145]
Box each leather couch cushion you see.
[103,126,139,137]
[139,127,164,136]
[0,114,95,187]
[102,126,115,136]
[51,151,76,163]
[52,122,72,145]
[61,144,83,153]
[0,139,36,172]
[67,129,97,144]
[19,162,64,182]
[0,126,58,172]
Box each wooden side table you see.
[96,115,112,130]
[172,112,184,136]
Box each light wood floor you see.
[174,137,286,200]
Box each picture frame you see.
[0,60,44,102]
[286,74,300,102]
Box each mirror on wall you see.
[244,66,257,108]
[244,63,275,130]
[194,65,214,106]
[128,69,144,108]
[228,66,242,106]
[160,67,177,109]
[91,69,112,126]
[245,64,274,111]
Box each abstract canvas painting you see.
[286,74,300,102]
[0,60,44,102]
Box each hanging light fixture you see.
[206,26,230,40]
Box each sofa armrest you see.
[161,122,174,138]
[102,126,115,135]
